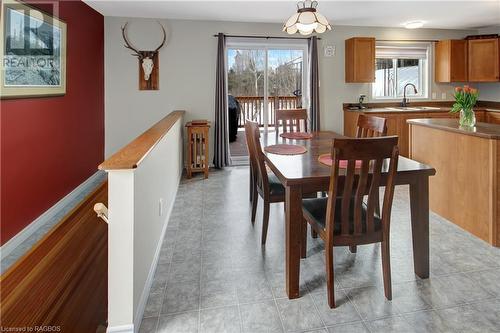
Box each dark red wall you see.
[0,1,104,245]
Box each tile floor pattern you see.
[140,167,500,333]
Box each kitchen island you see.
[408,118,500,246]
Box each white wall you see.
[106,117,183,333]
[105,17,494,160]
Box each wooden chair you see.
[342,114,388,252]
[301,136,399,308]
[356,114,387,138]
[275,108,308,133]
[245,120,286,245]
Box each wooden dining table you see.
[261,131,436,299]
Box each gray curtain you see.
[308,36,321,131]
[213,33,230,168]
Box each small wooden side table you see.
[185,120,211,179]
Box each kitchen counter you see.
[407,118,500,139]
[345,106,500,113]
[408,118,500,246]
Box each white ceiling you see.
[84,0,500,30]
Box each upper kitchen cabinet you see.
[468,38,499,82]
[345,37,376,83]
[435,40,468,82]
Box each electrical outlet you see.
[159,198,164,216]
[324,45,335,57]
[441,92,447,100]
[432,92,437,99]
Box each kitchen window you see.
[372,43,430,100]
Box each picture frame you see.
[0,0,66,99]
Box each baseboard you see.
[133,170,182,333]
[106,324,134,333]
[1,170,107,261]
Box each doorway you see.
[226,39,308,164]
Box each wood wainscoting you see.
[0,182,108,332]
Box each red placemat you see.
[318,154,363,168]
[264,144,307,155]
[280,132,313,140]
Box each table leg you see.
[409,177,430,279]
[285,185,302,299]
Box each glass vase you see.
[459,108,476,127]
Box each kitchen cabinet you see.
[344,109,458,157]
[345,37,376,83]
[435,40,468,82]
[468,38,500,82]
[486,112,500,124]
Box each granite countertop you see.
[407,118,500,139]
[344,105,500,114]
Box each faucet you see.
[401,83,418,107]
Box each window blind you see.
[376,46,428,59]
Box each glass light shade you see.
[282,1,332,35]
[297,22,318,32]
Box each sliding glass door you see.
[227,39,308,161]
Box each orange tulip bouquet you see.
[451,85,479,127]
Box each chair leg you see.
[325,240,336,308]
[261,200,270,245]
[300,218,307,258]
[311,229,318,238]
[349,245,357,253]
[381,240,392,300]
[251,189,258,224]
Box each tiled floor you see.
[140,167,500,333]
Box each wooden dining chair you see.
[356,114,387,138]
[245,120,286,245]
[275,108,308,133]
[301,136,399,308]
[339,114,388,253]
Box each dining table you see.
[260,130,436,299]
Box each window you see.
[372,43,430,99]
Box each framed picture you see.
[0,0,66,99]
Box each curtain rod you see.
[377,39,439,43]
[213,34,321,40]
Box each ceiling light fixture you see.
[283,0,332,35]
[404,21,425,29]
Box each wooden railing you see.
[236,96,300,127]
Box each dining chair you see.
[301,136,399,308]
[275,108,308,133]
[343,114,388,253]
[356,114,387,138]
[245,120,286,245]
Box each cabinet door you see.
[435,40,468,82]
[345,37,375,83]
[486,112,500,125]
[468,38,500,82]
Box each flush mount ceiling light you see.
[283,0,332,35]
[404,21,425,29]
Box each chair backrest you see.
[325,136,399,240]
[276,108,308,133]
[356,115,387,138]
[244,120,269,194]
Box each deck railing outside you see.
[236,96,300,127]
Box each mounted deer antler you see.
[121,22,143,59]
[121,22,167,89]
